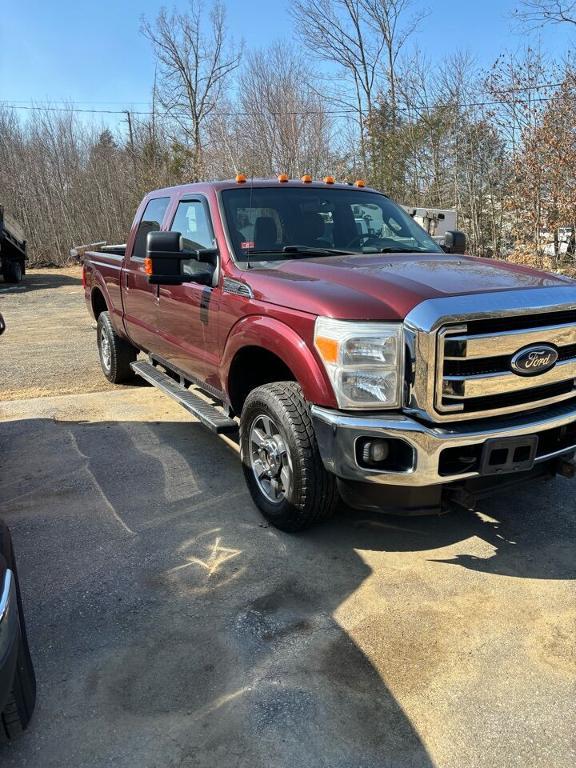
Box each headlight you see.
[314,317,404,409]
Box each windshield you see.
[221,186,444,262]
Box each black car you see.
[0,520,36,742]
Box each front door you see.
[122,195,171,352]
[155,196,221,388]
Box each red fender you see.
[221,315,337,408]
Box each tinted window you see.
[132,197,170,259]
[170,200,215,250]
[221,187,443,261]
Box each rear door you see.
[155,195,221,386]
[122,196,171,352]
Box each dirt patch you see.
[0,267,118,401]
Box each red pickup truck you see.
[82,177,576,531]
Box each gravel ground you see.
[0,267,113,401]
[0,269,575,767]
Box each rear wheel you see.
[240,382,338,531]
[2,261,23,284]
[97,311,137,383]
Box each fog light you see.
[362,439,389,465]
[356,436,415,472]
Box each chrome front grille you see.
[436,315,576,418]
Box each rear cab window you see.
[132,196,171,260]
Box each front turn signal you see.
[315,336,339,364]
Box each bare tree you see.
[513,0,576,28]
[231,46,333,178]
[141,1,241,180]
[0,103,184,265]
[291,0,382,172]
[360,0,428,128]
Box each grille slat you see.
[444,321,576,359]
[436,315,576,417]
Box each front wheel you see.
[240,382,338,532]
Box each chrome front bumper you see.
[311,401,576,487]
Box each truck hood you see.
[242,253,575,320]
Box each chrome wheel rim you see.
[249,414,292,504]
[100,327,111,371]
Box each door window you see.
[132,197,170,259]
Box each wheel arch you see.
[222,316,337,414]
[90,286,108,319]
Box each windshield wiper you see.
[239,249,284,255]
[239,245,352,259]
[282,245,352,256]
[368,247,430,254]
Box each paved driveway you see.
[0,270,574,767]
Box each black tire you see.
[240,381,338,532]
[0,525,36,742]
[2,261,23,284]
[97,311,138,384]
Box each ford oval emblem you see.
[511,344,558,376]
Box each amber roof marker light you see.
[301,174,312,183]
[278,174,289,183]
[236,173,247,184]
[354,179,366,188]
[324,176,335,184]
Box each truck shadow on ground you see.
[0,270,82,293]
[1,416,574,767]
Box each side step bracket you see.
[131,361,238,436]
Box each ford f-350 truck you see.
[81,176,576,531]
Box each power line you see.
[0,99,154,106]
[0,81,569,118]
[0,97,561,117]
[0,104,152,116]
[0,79,565,109]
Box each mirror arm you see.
[185,247,219,263]
[148,274,196,285]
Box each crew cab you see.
[81,176,576,531]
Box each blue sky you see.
[0,0,572,123]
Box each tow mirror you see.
[443,230,466,255]
[145,231,215,286]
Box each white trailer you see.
[402,206,458,246]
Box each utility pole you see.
[125,110,137,179]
